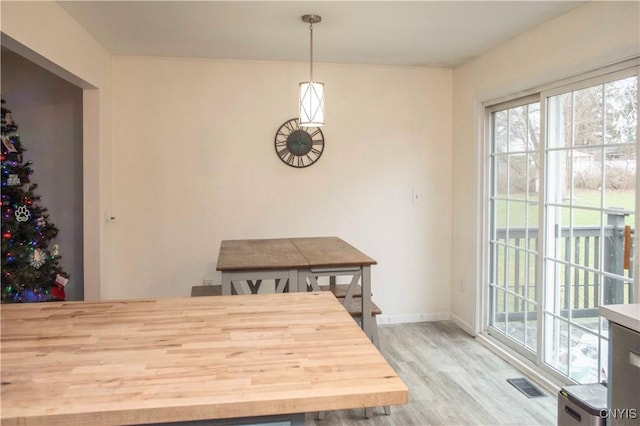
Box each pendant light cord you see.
[309,21,314,83]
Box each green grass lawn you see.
[495,188,635,227]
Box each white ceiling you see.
[57,1,585,67]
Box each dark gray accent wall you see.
[1,49,84,300]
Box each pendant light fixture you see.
[299,14,324,127]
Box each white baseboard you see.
[377,311,449,324]
[450,312,476,336]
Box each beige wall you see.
[110,56,453,320]
[1,1,453,319]
[451,1,640,333]
[1,0,112,300]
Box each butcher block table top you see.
[0,292,408,426]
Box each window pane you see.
[545,315,569,376]
[599,318,609,384]
[506,293,525,345]
[525,301,538,351]
[574,85,604,147]
[572,148,603,209]
[547,149,572,205]
[528,102,541,152]
[602,276,632,306]
[599,336,609,383]
[526,201,540,228]
[547,206,573,260]
[527,251,537,300]
[547,92,573,149]
[495,244,506,288]
[527,153,540,202]
[494,199,507,233]
[544,260,564,314]
[493,287,507,333]
[605,191,636,226]
[509,106,528,152]
[507,246,519,289]
[604,154,636,192]
[495,156,508,197]
[559,265,574,320]
[510,248,527,298]
[604,76,638,146]
[494,110,508,153]
[508,154,528,200]
[569,328,600,383]
[508,200,526,229]
[573,207,601,227]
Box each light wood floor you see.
[306,321,557,426]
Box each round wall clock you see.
[274,118,324,168]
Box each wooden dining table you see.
[0,292,408,426]
[216,236,378,340]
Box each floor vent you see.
[507,378,546,398]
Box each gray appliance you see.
[558,383,607,426]
[608,322,640,426]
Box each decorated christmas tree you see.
[1,99,68,302]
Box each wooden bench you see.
[318,283,363,298]
[341,297,382,353]
[190,285,223,297]
[193,284,364,298]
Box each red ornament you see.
[2,232,10,239]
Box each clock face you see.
[274,118,324,168]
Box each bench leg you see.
[371,314,380,347]
[364,406,391,417]
[369,316,390,416]
[364,407,373,418]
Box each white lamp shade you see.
[299,81,324,127]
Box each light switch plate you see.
[412,189,421,204]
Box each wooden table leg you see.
[361,266,372,341]
[288,269,299,292]
[222,272,232,295]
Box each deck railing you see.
[495,211,634,318]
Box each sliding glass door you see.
[488,97,541,360]
[487,66,638,383]
[542,73,637,383]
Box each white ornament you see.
[7,174,20,186]
[51,244,60,256]
[30,249,46,269]
[15,205,30,222]
[55,274,69,287]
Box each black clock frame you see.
[274,118,324,168]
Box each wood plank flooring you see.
[306,321,556,426]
